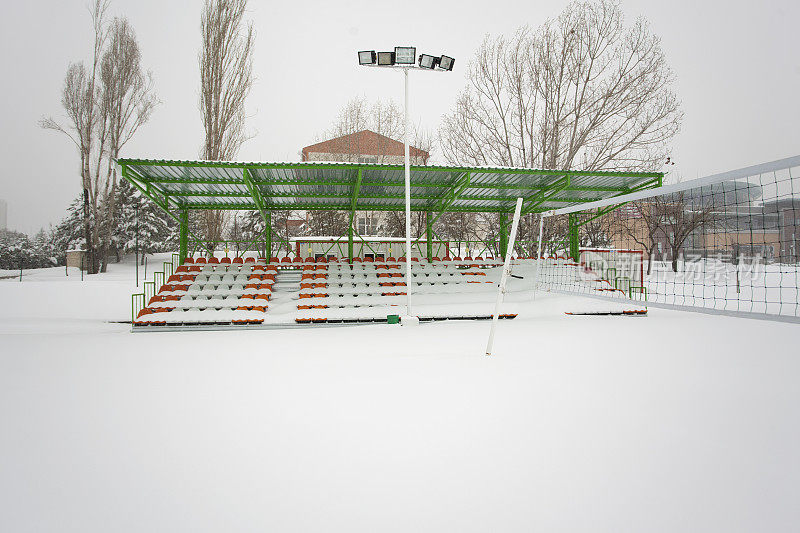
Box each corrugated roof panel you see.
[119,158,661,214]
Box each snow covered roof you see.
[117,158,662,216]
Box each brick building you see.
[301,130,429,166]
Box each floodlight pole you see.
[359,51,453,320]
[403,67,413,317]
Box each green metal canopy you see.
[118,158,662,262]
[118,158,662,217]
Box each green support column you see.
[348,223,354,264]
[499,214,509,259]
[179,209,188,263]
[568,213,579,261]
[426,212,433,261]
[264,211,271,258]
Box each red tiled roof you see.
[302,130,429,161]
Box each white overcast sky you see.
[0,0,798,234]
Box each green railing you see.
[130,253,181,324]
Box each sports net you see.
[533,156,800,322]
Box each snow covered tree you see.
[52,194,90,258]
[0,231,58,270]
[115,180,178,263]
[307,211,348,237]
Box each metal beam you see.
[348,168,363,230]
[519,175,570,215]
[242,168,270,228]
[427,172,471,228]
[568,214,579,260]
[120,164,205,244]
[179,209,188,263]
[126,166,182,210]
[572,176,663,227]
[147,175,630,194]
[152,189,607,205]
[185,202,516,213]
[426,212,433,261]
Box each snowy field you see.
[1,255,799,532]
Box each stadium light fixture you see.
[357,45,455,319]
[438,55,455,71]
[418,54,439,69]
[394,46,416,65]
[376,51,395,66]
[358,50,376,65]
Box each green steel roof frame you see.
[117,158,663,221]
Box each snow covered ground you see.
[1,255,799,532]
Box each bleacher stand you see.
[135,255,275,326]
[295,256,500,323]
[135,253,525,327]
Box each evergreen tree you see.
[0,230,57,270]
[115,180,178,262]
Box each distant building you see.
[301,130,430,237]
[0,199,7,232]
[285,215,309,237]
[301,130,430,165]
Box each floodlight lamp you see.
[438,55,455,71]
[358,50,376,65]
[377,51,396,66]
[394,46,416,65]
[418,54,439,69]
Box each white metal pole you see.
[403,67,413,317]
[486,197,524,356]
[532,212,546,301]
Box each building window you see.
[358,155,378,164]
[357,215,377,236]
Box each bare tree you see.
[658,192,717,272]
[40,0,109,274]
[198,0,254,250]
[97,17,158,271]
[270,209,298,256]
[434,212,479,256]
[617,201,662,275]
[383,211,426,239]
[439,0,681,173]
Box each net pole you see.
[532,211,548,301]
[486,197,524,356]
